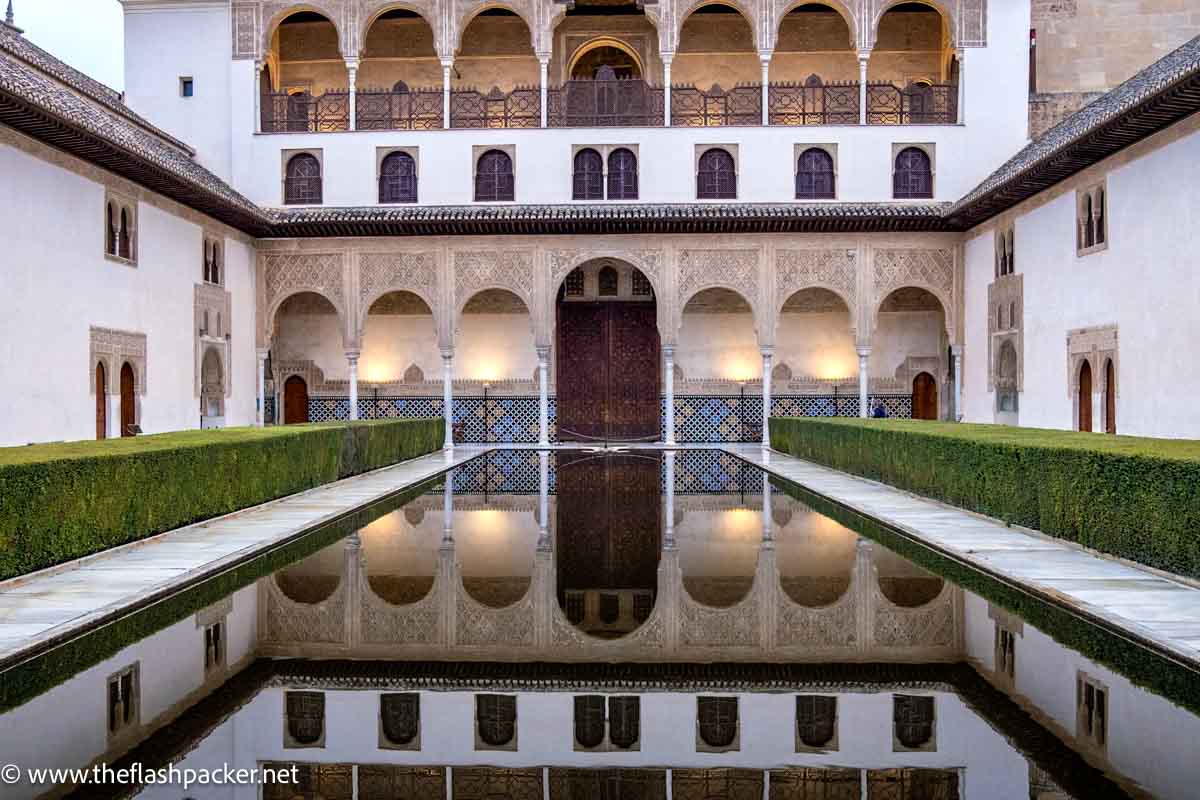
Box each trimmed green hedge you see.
[769,418,1200,579]
[0,419,442,580]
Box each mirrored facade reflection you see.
[0,452,1197,800]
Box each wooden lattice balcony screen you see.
[450,86,541,129]
[547,77,665,127]
[867,82,958,124]
[261,90,350,133]
[356,87,443,130]
[768,81,860,125]
[671,84,761,127]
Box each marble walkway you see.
[728,444,1200,669]
[0,446,481,666]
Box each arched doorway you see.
[119,363,136,437]
[912,372,937,420]
[284,375,310,424]
[556,260,660,442]
[1104,359,1116,434]
[1078,359,1093,432]
[95,362,107,440]
[201,347,224,418]
[569,42,643,79]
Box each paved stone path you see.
[0,447,480,665]
[729,444,1200,668]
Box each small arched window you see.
[105,203,116,256]
[697,148,736,199]
[380,693,420,746]
[572,148,604,200]
[285,691,325,746]
[607,148,638,200]
[893,695,935,750]
[475,149,514,202]
[698,697,738,749]
[1095,189,1106,244]
[284,153,322,205]
[1009,302,1016,328]
[894,147,933,199]
[574,695,605,749]
[117,207,132,259]
[476,694,517,747]
[598,265,619,296]
[392,80,410,94]
[796,695,837,749]
[379,151,418,204]
[609,697,640,749]
[1084,194,1095,248]
[1006,230,1015,273]
[795,147,835,200]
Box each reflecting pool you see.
[1,450,1198,799]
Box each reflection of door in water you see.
[119,362,135,436]
[912,372,937,420]
[557,302,660,441]
[95,362,107,440]
[284,376,309,424]
[1078,359,1093,432]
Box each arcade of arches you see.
[258,236,963,442]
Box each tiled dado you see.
[301,394,915,443]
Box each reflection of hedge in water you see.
[0,476,442,715]
[768,474,1200,719]
[77,661,1130,800]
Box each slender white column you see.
[538,56,550,128]
[857,346,871,418]
[346,59,358,131]
[441,58,453,129]
[956,47,966,124]
[536,346,550,445]
[662,54,673,127]
[441,348,454,450]
[664,451,676,549]
[253,61,263,134]
[759,54,771,126]
[663,345,676,444]
[858,52,870,125]
[952,344,964,421]
[256,350,267,427]
[346,351,360,420]
[760,347,773,447]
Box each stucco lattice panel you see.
[359,569,442,645]
[89,327,147,396]
[455,587,536,648]
[872,248,955,336]
[262,576,348,645]
[678,581,761,649]
[550,601,667,651]
[677,249,760,325]
[775,248,857,327]
[872,584,956,649]
[264,251,346,330]
[359,251,439,319]
[987,273,1023,393]
[454,250,535,312]
[1066,325,1118,398]
[232,2,261,59]
[775,588,857,650]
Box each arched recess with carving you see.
[867,0,957,51]
[770,0,859,55]
[870,248,955,341]
[357,1,443,58]
[261,4,346,65]
[454,2,539,57]
[275,540,344,604]
[360,291,439,386]
[261,251,349,347]
[676,248,763,345]
[547,250,669,343]
[773,248,858,345]
[776,288,858,384]
[674,2,760,89]
[357,251,442,344]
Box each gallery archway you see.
[555,259,661,442]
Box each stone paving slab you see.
[0,446,479,666]
[731,445,1200,666]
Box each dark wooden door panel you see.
[284,376,309,425]
[556,303,609,440]
[608,303,661,441]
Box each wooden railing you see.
[260,80,958,131]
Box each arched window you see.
[796,695,837,749]
[1104,358,1116,434]
[1009,302,1016,328]
[1095,189,1106,244]
[598,265,619,296]
[379,151,418,203]
[608,697,640,749]
[795,148,835,199]
[574,695,606,749]
[697,697,738,749]
[572,148,604,200]
[1006,230,1015,273]
[475,149,514,202]
[392,80,410,94]
[564,267,584,297]
[105,203,116,256]
[697,148,736,199]
[893,695,934,750]
[203,242,213,283]
[284,153,322,205]
[380,693,420,746]
[476,694,517,747]
[1084,194,1095,248]
[607,148,638,200]
[893,147,932,199]
[286,691,325,746]
[1078,358,1093,432]
[118,207,131,259]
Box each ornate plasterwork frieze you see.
[195,283,233,399]
[677,248,759,321]
[872,248,955,337]
[89,327,147,396]
[358,251,439,327]
[775,248,857,333]
[1066,324,1118,399]
[261,251,346,339]
[453,250,535,312]
[987,273,1023,393]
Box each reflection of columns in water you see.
[761,480,773,546]
[537,451,550,551]
[441,348,454,450]
[663,451,676,549]
[854,537,876,651]
[441,478,454,546]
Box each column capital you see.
[536,345,551,360]
[345,349,361,361]
[760,346,775,358]
[344,57,360,70]
[661,51,675,66]
[440,57,454,69]
[256,348,270,360]
[440,347,455,360]
[758,49,773,65]
[857,49,871,63]
[536,52,551,65]
[662,344,675,357]
[856,345,872,358]
[950,343,965,357]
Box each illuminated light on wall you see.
[723,359,759,382]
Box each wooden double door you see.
[556,301,660,441]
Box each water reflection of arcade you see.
[556,452,661,638]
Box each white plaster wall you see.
[964,591,1200,799]
[677,312,759,381]
[776,311,858,380]
[0,585,256,800]
[359,313,440,382]
[0,143,257,446]
[123,3,234,181]
[961,123,1200,438]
